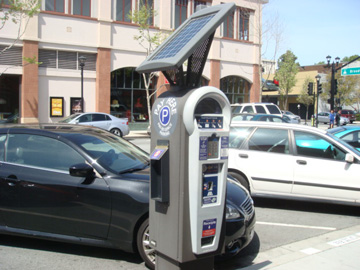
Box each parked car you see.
[281,110,301,124]
[0,113,19,124]
[339,109,356,123]
[262,79,279,91]
[0,124,255,269]
[228,121,360,206]
[232,113,289,123]
[231,103,282,117]
[60,112,129,137]
[315,112,349,125]
[328,126,360,151]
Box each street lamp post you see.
[79,55,86,113]
[315,74,321,128]
[326,55,340,111]
[297,104,300,120]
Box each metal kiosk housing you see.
[136,3,235,270]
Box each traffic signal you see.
[318,83,322,94]
[307,82,313,95]
[334,79,338,95]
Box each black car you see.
[0,124,255,269]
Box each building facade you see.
[0,0,267,124]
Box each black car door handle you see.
[5,175,20,186]
[297,160,307,165]
[238,153,248,158]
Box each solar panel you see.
[151,14,215,61]
[136,3,235,74]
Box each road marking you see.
[257,221,336,231]
[301,247,321,255]
[327,234,360,247]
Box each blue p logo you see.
[159,106,171,126]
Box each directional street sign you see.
[341,61,360,76]
[341,67,360,76]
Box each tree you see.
[0,0,41,74]
[275,50,299,109]
[323,72,360,109]
[261,5,285,98]
[129,2,165,127]
[297,77,314,124]
[342,55,360,63]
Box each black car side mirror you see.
[69,163,95,178]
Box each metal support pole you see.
[79,55,86,113]
[316,86,319,128]
[81,66,84,112]
[330,63,335,111]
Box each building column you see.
[209,59,220,88]
[96,47,111,113]
[21,40,39,123]
[250,64,261,102]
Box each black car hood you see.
[226,179,248,205]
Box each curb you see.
[240,224,360,270]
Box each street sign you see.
[341,61,360,76]
[341,67,360,76]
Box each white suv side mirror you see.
[345,153,354,163]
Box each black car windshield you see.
[59,114,81,123]
[63,132,149,174]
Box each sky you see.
[262,0,360,66]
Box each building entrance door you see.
[0,75,20,122]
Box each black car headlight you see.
[226,203,241,220]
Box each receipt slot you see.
[149,86,231,269]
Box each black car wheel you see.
[228,171,250,192]
[110,128,123,137]
[137,218,156,270]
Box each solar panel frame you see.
[136,3,235,73]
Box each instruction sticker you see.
[199,137,208,160]
[221,136,229,160]
[202,175,218,205]
[202,218,217,237]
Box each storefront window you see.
[220,76,250,104]
[111,67,156,122]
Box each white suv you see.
[231,103,282,116]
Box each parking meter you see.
[149,86,231,269]
[136,3,235,269]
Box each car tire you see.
[110,128,123,137]
[228,171,250,192]
[137,218,156,270]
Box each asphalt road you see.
[0,132,359,269]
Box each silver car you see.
[60,112,130,137]
[316,112,348,125]
[281,111,301,124]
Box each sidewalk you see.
[241,224,360,270]
[124,130,149,139]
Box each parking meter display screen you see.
[195,98,222,114]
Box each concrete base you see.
[156,253,214,270]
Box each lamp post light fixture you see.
[326,55,340,111]
[79,55,86,113]
[315,74,321,128]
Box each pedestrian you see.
[335,110,341,127]
[329,109,335,128]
